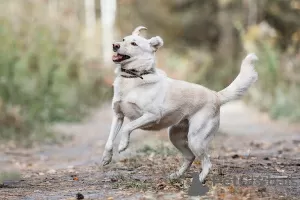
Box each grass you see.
[240,24,300,122]
[137,142,178,157]
[0,171,21,185]
[111,173,153,191]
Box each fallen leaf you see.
[228,185,235,194]
[218,193,225,199]
[231,154,240,159]
[76,193,84,199]
[156,183,166,190]
[193,161,201,165]
[110,177,118,182]
[275,167,285,173]
[119,158,128,163]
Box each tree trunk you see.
[85,0,96,37]
[100,0,116,67]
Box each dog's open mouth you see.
[112,53,130,62]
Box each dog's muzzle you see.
[113,43,120,52]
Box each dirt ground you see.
[1,101,300,200]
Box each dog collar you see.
[120,68,155,79]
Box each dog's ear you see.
[149,36,164,51]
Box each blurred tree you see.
[101,0,117,67]
[264,0,300,50]
[117,0,220,51]
[48,0,58,18]
[85,0,96,37]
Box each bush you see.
[0,2,112,146]
[240,22,300,122]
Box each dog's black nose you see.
[113,43,120,52]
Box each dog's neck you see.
[120,68,155,79]
[121,57,155,70]
[119,57,156,79]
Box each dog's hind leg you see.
[188,109,220,183]
[198,152,212,183]
[169,120,195,179]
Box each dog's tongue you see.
[112,54,123,61]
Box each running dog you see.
[102,26,258,183]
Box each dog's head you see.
[112,26,163,68]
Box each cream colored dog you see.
[102,26,258,183]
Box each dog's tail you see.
[217,53,258,105]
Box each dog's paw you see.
[101,151,113,166]
[199,173,207,184]
[118,141,129,153]
[169,172,180,180]
[102,159,111,166]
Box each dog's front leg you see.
[102,114,124,166]
[118,113,158,153]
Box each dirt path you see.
[1,101,300,199]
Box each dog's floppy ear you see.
[149,36,164,51]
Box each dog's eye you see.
[131,42,138,46]
[122,39,125,42]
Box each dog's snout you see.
[113,43,120,52]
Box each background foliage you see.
[0,0,299,146]
[0,1,111,145]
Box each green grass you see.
[0,171,21,185]
[137,142,178,157]
[245,40,300,122]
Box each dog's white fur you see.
[102,26,258,183]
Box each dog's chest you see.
[113,81,147,120]
[119,101,142,120]
[112,77,165,121]
[115,92,145,120]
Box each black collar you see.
[120,68,155,79]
